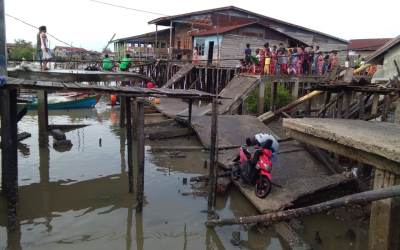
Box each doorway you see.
[207,41,214,65]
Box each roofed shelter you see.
[190,22,308,67]
[366,35,400,82]
[146,6,348,60]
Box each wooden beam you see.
[0,89,18,230]
[285,129,400,175]
[133,100,145,212]
[37,90,48,146]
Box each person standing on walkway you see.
[244,44,252,65]
[39,26,51,70]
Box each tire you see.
[231,163,241,181]
[255,175,272,198]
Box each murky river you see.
[0,102,369,249]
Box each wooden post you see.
[344,91,352,118]
[188,99,193,126]
[270,81,278,111]
[371,94,379,116]
[169,21,173,59]
[395,99,400,124]
[133,100,145,212]
[37,90,48,146]
[0,89,18,230]
[207,98,218,218]
[126,97,133,193]
[120,97,126,128]
[359,93,365,120]
[337,94,343,118]
[305,88,312,116]
[382,95,391,122]
[320,92,331,118]
[292,80,299,100]
[257,80,265,116]
[369,169,400,250]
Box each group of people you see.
[102,53,132,72]
[243,43,340,76]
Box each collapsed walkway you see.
[151,75,352,214]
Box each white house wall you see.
[373,43,400,82]
[193,35,223,64]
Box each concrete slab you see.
[190,115,278,148]
[217,141,352,213]
[283,118,400,164]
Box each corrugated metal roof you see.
[348,38,392,51]
[366,35,400,64]
[148,6,347,44]
[191,22,308,46]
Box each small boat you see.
[20,93,100,110]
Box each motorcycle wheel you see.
[231,163,241,181]
[255,175,272,198]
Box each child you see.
[270,46,277,75]
[317,51,324,75]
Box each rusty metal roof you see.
[148,6,347,44]
[348,38,392,51]
[366,35,400,64]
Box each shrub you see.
[245,82,293,114]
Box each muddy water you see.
[0,102,368,249]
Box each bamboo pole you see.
[206,185,400,227]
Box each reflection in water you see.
[1,103,368,250]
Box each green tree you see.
[8,39,36,60]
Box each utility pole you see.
[0,0,7,77]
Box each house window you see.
[195,39,205,56]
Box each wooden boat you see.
[20,93,100,110]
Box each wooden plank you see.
[258,80,266,115]
[163,64,195,88]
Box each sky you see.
[5,0,399,51]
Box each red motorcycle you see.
[231,146,273,198]
[254,148,273,198]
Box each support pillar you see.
[292,80,299,100]
[359,93,365,120]
[133,100,145,212]
[270,81,278,112]
[120,97,126,128]
[371,94,379,117]
[0,89,18,230]
[343,90,352,118]
[207,98,218,218]
[126,97,133,193]
[37,90,48,146]
[257,80,266,116]
[369,169,400,250]
[188,99,193,126]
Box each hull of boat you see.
[27,95,99,110]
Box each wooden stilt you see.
[371,94,380,117]
[305,88,312,116]
[337,94,343,118]
[319,92,331,118]
[37,90,48,146]
[133,100,145,212]
[207,98,218,218]
[0,89,18,230]
[257,80,266,116]
[359,93,365,120]
[369,169,400,250]
[126,97,133,193]
[395,99,400,124]
[120,96,126,128]
[382,95,391,122]
[188,99,193,125]
[343,91,352,118]
[292,80,299,100]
